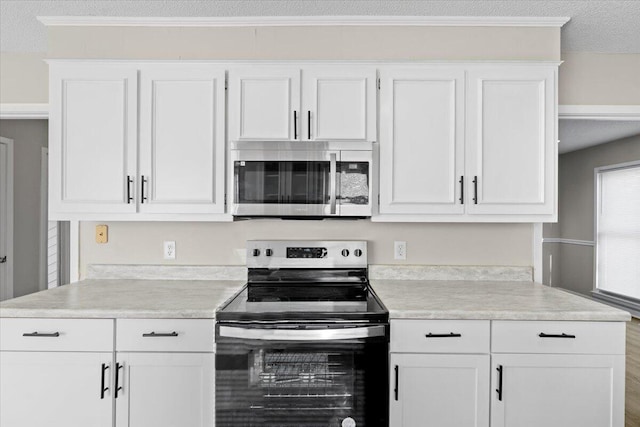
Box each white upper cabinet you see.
[466,66,556,216]
[49,64,138,216]
[302,67,376,141]
[139,65,226,214]
[375,63,557,222]
[379,67,465,214]
[229,67,301,141]
[229,66,376,142]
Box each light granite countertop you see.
[370,280,631,321]
[0,279,245,319]
[0,277,630,322]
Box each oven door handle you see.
[218,325,386,341]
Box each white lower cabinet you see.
[0,351,113,427]
[390,319,626,427]
[390,353,490,427]
[115,352,215,427]
[490,354,625,427]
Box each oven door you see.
[215,324,388,427]
[231,147,372,217]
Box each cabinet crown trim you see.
[37,15,571,28]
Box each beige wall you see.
[559,52,640,105]
[79,221,534,279]
[47,26,560,60]
[0,52,48,104]
[543,133,640,294]
[0,120,48,296]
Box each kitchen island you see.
[0,278,630,427]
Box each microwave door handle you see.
[218,325,386,341]
[329,153,337,215]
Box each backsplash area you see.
[79,221,534,280]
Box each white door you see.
[139,65,226,214]
[229,67,301,141]
[49,64,138,216]
[390,353,490,427]
[379,67,466,214]
[115,352,214,427]
[301,67,376,141]
[491,354,625,427]
[0,137,13,300]
[466,66,556,215]
[0,351,113,427]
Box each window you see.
[595,161,640,303]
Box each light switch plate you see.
[95,225,108,244]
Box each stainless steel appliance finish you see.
[215,240,389,427]
[230,142,372,218]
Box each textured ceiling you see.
[559,120,640,154]
[1,0,640,53]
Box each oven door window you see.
[216,339,387,427]
[235,161,331,205]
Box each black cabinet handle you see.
[307,110,311,140]
[100,363,109,399]
[127,175,134,203]
[459,176,464,204]
[394,365,399,401]
[473,176,478,204]
[294,110,298,139]
[496,365,503,401]
[142,331,179,337]
[141,176,148,203]
[539,332,576,339]
[22,332,60,337]
[115,363,123,398]
[425,332,462,338]
[0,256,6,264]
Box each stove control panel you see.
[287,247,327,259]
[246,240,367,269]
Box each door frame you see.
[0,136,14,300]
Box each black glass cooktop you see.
[216,284,388,323]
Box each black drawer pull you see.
[496,365,503,401]
[539,332,576,339]
[22,332,60,337]
[100,363,109,399]
[142,331,179,337]
[394,365,399,401]
[425,332,462,338]
[115,363,123,398]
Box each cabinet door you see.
[0,351,113,427]
[379,68,465,214]
[115,352,214,427]
[390,353,489,427]
[49,64,137,216]
[302,67,376,141]
[466,66,556,216]
[491,354,625,427]
[229,68,300,141]
[139,66,226,214]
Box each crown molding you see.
[37,15,571,28]
[0,104,49,119]
[559,105,640,121]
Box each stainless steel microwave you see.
[230,141,373,218]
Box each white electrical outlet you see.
[394,241,407,260]
[164,241,176,260]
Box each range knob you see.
[252,249,260,257]
[341,249,350,257]
[265,249,273,257]
[354,249,363,257]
